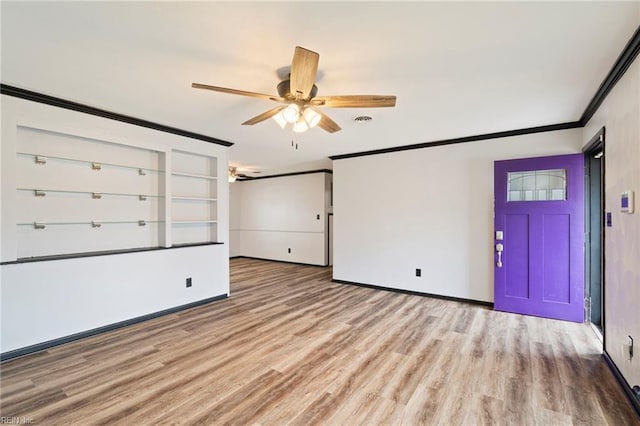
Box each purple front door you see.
[494,154,585,322]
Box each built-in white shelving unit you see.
[9,127,223,260]
[8,127,228,259]
[170,149,218,245]
[13,127,165,259]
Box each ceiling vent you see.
[354,115,373,123]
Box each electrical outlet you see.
[415,268,421,277]
[186,277,192,288]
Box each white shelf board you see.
[171,196,217,201]
[17,152,164,174]
[171,171,217,180]
[172,220,218,224]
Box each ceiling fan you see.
[192,46,396,134]
[228,166,259,182]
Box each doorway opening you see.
[584,128,605,340]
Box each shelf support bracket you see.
[92,192,102,199]
[138,220,146,226]
[91,221,102,228]
[35,156,47,165]
[92,162,102,170]
[34,190,46,197]
[34,222,46,230]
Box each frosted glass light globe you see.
[293,117,309,133]
[303,108,321,128]
[283,104,300,124]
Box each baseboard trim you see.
[230,256,329,268]
[0,294,228,362]
[602,351,640,417]
[332,278,493,308]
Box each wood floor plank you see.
[1,258,638,425]
[564,384,608,425]
[530,341,570,415]
[363,394,406,425]
[382,339,443,405]
[470,395,505,426]
[503,377,536,426]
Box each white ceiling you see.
[2,2,639,176]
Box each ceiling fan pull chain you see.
[291,126,297,149]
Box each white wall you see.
[1,245,228,352]
[583,54,640,387]
[333,129,583,303]
[0,95,230,354]
[229,181,242,257]
[230,172,330,265]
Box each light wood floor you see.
[1,258,638,425]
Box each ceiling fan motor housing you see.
[277,79,318,101]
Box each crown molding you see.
[330,25,640,161]
[580,25,640,125]
[330,122,581,160]
[236,169,332,181]
[0,84,234,147]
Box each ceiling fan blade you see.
[242,106,286,125]
[290,46,319,100]
[192,83,285,102]
[314,110,341,133]
[310,95,396,108]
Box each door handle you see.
[496,243,504,268]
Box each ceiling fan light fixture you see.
[293,116,309,133]
[302,107,321,128]
[228,166,237,183]
[283,104,300,124]
[272,111,287,128]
